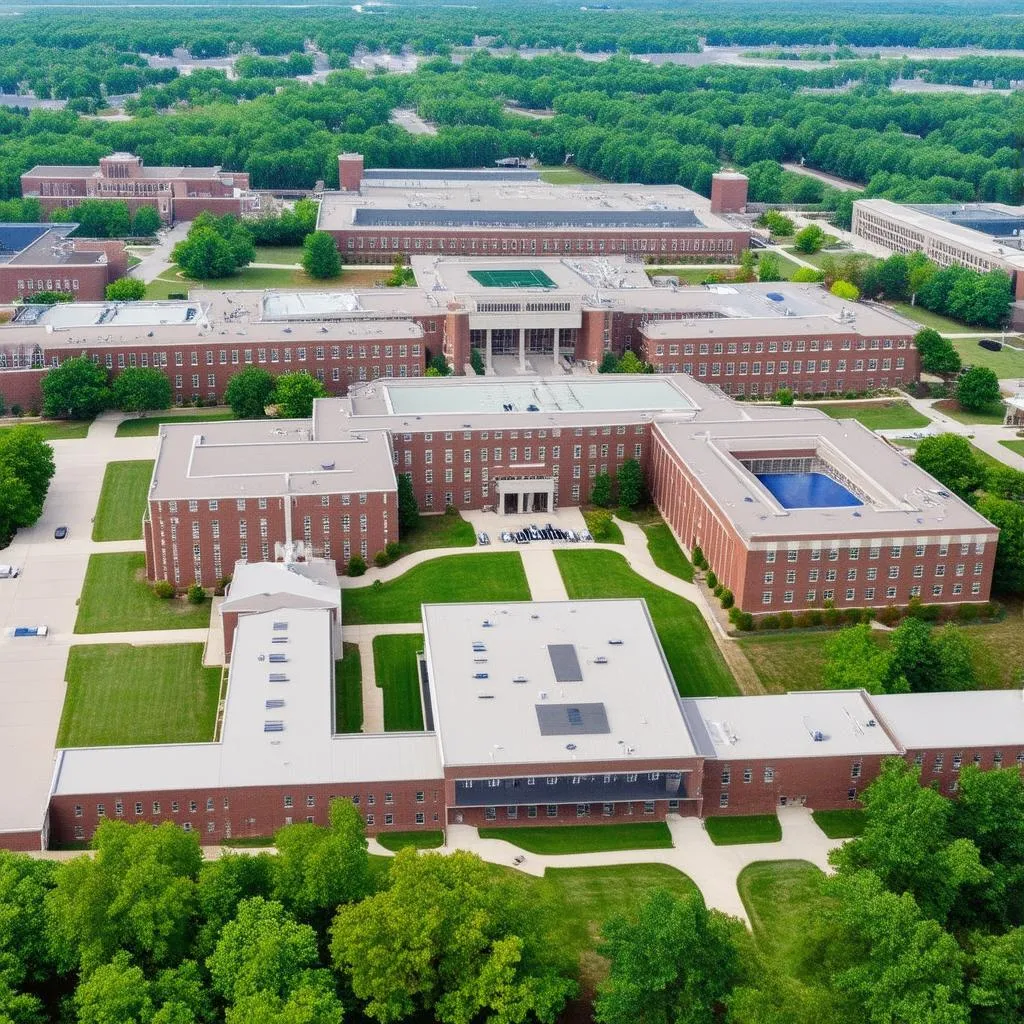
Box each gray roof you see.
[221,559,340,615]
[422,600,701,768]
[684,691,902,760]
[872,690,1024,750]
[352,207,703,229]
[365,167,540,183]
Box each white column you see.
[486,329,493,372]
[553,330,560,372]
[519,328,526,372]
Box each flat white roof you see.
[684,691,902,760]
[423,600,700,768]
[873,690,1024,750]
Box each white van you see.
[0,565,19,579]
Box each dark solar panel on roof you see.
[548,643,583,682]
[0,224,52,256]
[535,702,610,736]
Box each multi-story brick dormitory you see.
[0,223,127,304]
[21,152,259,225]
[0,256,920,410]
[318,154,751,264]
[145,374,997,620]
[33,586,1024,851]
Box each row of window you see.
[762,582,982,604]
[653,358,906,376]
[170,493,371,513]
[764,563,984,585]
[459,771,664,788]
[722,762,863,786]
[482,802,664,820]
[347,235,735,254]
[914,750,1024,772]
[640,336,906,355]
[766,542,985,563]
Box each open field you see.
[555,549,736,697]
[145,264,347,299]
[335,643,363,733]
[806,399,929,430]
[91,460,153,541]
[737,860,825,974]
[643,522,694,582]
[812,809,866,838]
[739,606,1024,692]
[933,398,1006,425]
[253,245,304,264]
[395,509,476,556]
[478,822,673,854]
[115,411,235,437]
[59,644,219,747]
[0,420,90,440]
[343,552,530,624]
[75,553,213,633]
[375,830,444,851]
[372,633,425,731]
[950,337,1024,377]
[705,814,782,845]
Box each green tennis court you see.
[468,268,558,288]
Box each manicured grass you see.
[478,822,672,854]
[1001,440,1024,457]
[644,522,694,582]
[395,508,476,557]
[554,549,737,697]
[807,399,930,430]
[951,336,1024,377]
[253,245,304,265]
[581,508,623,544]
[343,552,530,624]
[737,860,825,973]
[705,814,782,845]
[335,643,363,733]
[881,300,976,335]
[115,411,235,437]
[145,265,332,299]
[536,164,603,184]
[376,830,444,851]
[0,419,90,440]
[92,460,154,541]
[58,644,219,746]
[933,398,1005,425]
[75,553,212,633]
[372,633,425,731]
[812,808,866,838]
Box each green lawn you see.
[75,553,212,633]
[951,336,1024,377]
[92,460,154,541]
[376,830,444,851]
[335,643,363,733]
[812,809,866,838]
[58,644,219,746]
[1001,440,1024,457]
[372,633,425,731]
[737,860,825,974]
[555,549,737,697]
[145,265,330,299]
[582,508,623,544]
[536,164,603,184]
[115,411,235,437]
[881,301,976,335]
[705,814,782,845]
[253,245,304,265]
[395,508,476,557]
[343,552,530,624]
[806,400,930,430]
[0,420,90,440]
[644,522,694,582]
[478,822,672,854]
[933,399,1006,425]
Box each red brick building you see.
[0,223,126,303]
[21,152,258,225]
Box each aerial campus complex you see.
[0,154,1018,854]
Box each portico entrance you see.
[496,477,554,515]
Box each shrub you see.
[691,545,706,569]
[778,611,795,630]
[385,540,401,561]
[830,279,860,301]
[877,605,901,626]
[979,601,1001,621]
[214,575,231,597]
[713,583,724,597]
[373,550,390,568]
[734,611,755,632]
[759,614,780,631]
[774,387,795,407]
[347,554,367,577]
[728,606,741,623]
[186,584,206,604]
[720,589,734,609]
[153,580,175,599]
[956,603,980,623]
[705,570,718,589]
[10,404,22,417]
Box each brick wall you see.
[0,829,43,852]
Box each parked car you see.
[579,529,593,542]
[0,565,20,579]
[477,532,490,545]
[500,531,512,543]
[6,626,47,637]
[53,526,68,540]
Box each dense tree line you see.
[0,425,55,548]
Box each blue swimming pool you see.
[756,472,862,509]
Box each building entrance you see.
[496,477,555,515]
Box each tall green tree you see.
[273,371,328,418]
[756,251,783,282]
[397,473,420,534]
[0,425,55,514]
[301,231,341,280]
[130,206,162,237]
[617,350,647,374]
[331,849,575,1024]
[111,367,172,414]
[41,356,111,419]
[616,458,643,509]
[956,366,1001,413]
[793,223,826,254]
[913,328,961,375]
[595,888,740,1024]
[913,434,984,499]
[822,624,905,695]
[975,495,1024,594]
[591,472,613,508]
[105,277,147,301]
[225,367,276,419]
[194,853,276,961]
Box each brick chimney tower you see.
[710,171,749,214]
[338,153,365,192]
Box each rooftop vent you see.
[271,637,288,645]
[477,693,495,700]
[264,721,284,732]
[473,672,490,679]
[513,675,528,684]
[472,642,486,652]
[272,621,288,630]
[265,699,285,709]
[609,638,624,646]
[594,656,609,664]
[482,619,494,628]
[268,653,287,663]
[268,672,289,683]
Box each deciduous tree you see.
[111,367,172,414]
[956,366,1000,413]
[591,472,612,508]
[913,433,984,499]
[397,473,420,534]
[793,223,826,254]
[301,231,341,280]
[822,624,905,694]
[225,367,276,419]
[975,495,1024,594]
[105,277,147,301]
[41,356,111,420]
[273,371,328,418]
[913,328,961,375]
[615,458,643,509]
